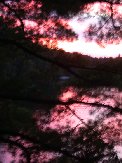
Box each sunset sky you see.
[13,2,122,58]
[1,1,122,162]
[57,2,122,58]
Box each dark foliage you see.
[0,0,122,162]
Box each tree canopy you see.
[0,0,122,162]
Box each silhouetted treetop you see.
[41,0,121,16]
[1,0,122,45]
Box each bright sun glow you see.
[57,40,122,58]
[57,2,122,58]
[17,2,122,58]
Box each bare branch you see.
[0,38,93,80]
[65,105,87,126]
[0,93,122,114]
[0,130,82,162]
[0,136,31,163]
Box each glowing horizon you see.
[14,2,122,58]
[57,2,122,58]
[9,2,122,58]
[57,39,122,58]
[22,18,122,58]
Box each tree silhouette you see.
[0,0,122,162]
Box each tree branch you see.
[1,0,25,34]
[0,37,121,83]
[0,136,31,163]
[0,38,89,80]
[0,130,82,162]
[0,93,121,114]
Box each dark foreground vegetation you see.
[0,0,122,162]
